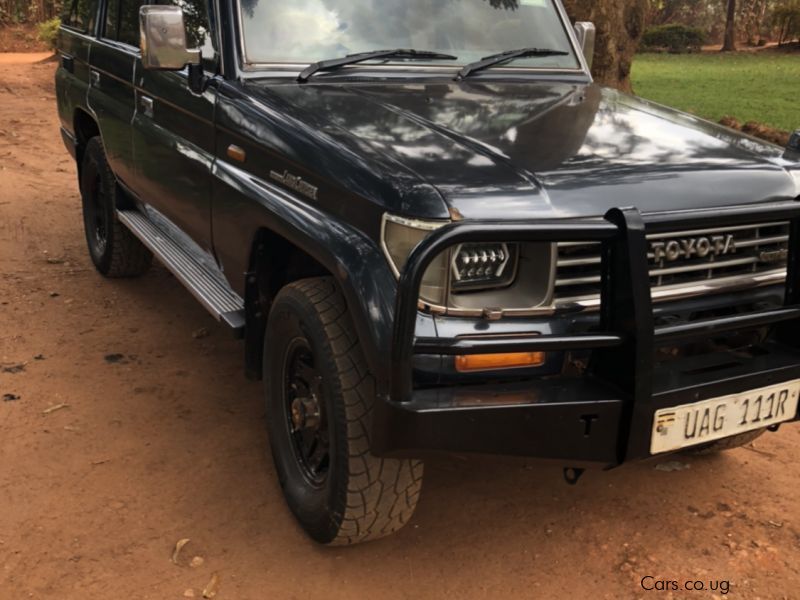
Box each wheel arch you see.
[243,229,328,380]
[73,108,100,178]
[242,225,395,390]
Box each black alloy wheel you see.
[264,277,424,545]
[283,338,329,486]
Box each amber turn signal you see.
[455,352,545,373]
[226,144,247,163]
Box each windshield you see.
[238,0,580,70]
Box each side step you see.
[117,209,246,335]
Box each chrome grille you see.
[555,222,790,308]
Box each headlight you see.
[381,214,450,306]
[381,213,552,315]
[789,168,800,196]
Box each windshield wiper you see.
[456,47,569,80]
[298,49,458,83]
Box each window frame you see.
[61,0,101,34]
[97,0,221,73]
[232,0,591,78]
[100,0,148,48]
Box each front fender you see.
[212,160,397,387]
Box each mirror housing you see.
[789,130,800,152]
[140,5,201,70]
[573,22,596,70]
[787,130,800,162]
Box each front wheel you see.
[264,277,423,545]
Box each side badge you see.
[270,169,319,201]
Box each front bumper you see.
[372,203,800,468]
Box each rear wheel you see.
[684,429,766,456]
[264,277,423,545]
[80,137,152,277]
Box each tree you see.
[722,0,738,50]
[773,0,800,44]
[562,0,650,92]
[741,0,770,45]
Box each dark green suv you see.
[56,0,800,545]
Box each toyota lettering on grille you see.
[651,235,737,263]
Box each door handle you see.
[139,95,154,118]
[90,70,100,86]
[61,53,74,73]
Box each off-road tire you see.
[264,277,423,545]
[80,137,152,277]
[684,429,766,456]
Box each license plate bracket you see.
[650,380,800,454]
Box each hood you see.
[246,79,800,220]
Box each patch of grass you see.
[631,52,799,133]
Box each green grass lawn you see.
[631,52,799,133]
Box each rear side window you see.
[62,0,99,33]
[104,0,147,46]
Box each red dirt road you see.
[1,56,800,599]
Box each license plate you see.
[650,380,800,454]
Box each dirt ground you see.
[1,55,800,600]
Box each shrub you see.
[642,24,707,53]
[37,17,61,50]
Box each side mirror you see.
[789,130,800,152]
[139,5,201,70]
[787,130,800,161]
[573,22,596,70]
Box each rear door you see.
[87,0,145,187]
[56,0,100,139]
[129,0,219,253]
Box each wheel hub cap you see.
[283,339,329,486]
[290,394,321,431]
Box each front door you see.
[130,0,218,253]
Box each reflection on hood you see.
[248,78,798,219]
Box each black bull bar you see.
[373,203,800,465]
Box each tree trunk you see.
[561,0,649,93]
[722,0,737,51]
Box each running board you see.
[117,209,245,335]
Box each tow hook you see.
[563,467,585,485]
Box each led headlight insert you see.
[451,242,518,292]
[381,214,531,312]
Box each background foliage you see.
[36,15,59,47]
[649,0,800,45]
[772,0,800,44]
[0,0,62,24]
[642,23,708,51]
